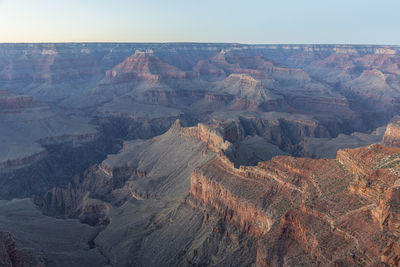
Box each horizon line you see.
[0,41,400,47]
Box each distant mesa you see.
[0,43,400,266]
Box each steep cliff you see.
[0,43,400,266]
[188,144,400,266]
[0,199,107,267]
[0,90,98,171]
[0,232,45,267]
[383,116,400,147]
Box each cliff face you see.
[188,144,400,266]
[0,136,118,199]
[0,90,42,110]
[178,121,231,152]
[383,116,400,147]
[37,121,218,224]
[2,43,397,131]
[1,43,400,266]
[0,232,19,267]
[22,120,400,266]
[0,232,45,267]
[0,90,99,170]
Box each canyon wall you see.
[0,43,400,266]
[187,144,400,266]
[0,232,45,267]
[383,116,400,147]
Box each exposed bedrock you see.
[36,122,218,224]
[342,92,400,130]
[188,169,273,238]
[94,114,181,140]
[298,126,386,159]
[34,122,282,265]
[0,232,45,267]
[30,120,400,266]
[188,144,400,266]
[211,115,337,154]
[0,136,120,199]
[0,199,108,267]
[221,114,392,158]
[1,44,400,266]
[0,90,42,109]
[383,116,400,147]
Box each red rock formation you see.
[383,116,400,147]
[176,121,231,152]
[105,50,160,83]
[105,50,188,84]
[189,170,273,237]
[188,144,400,266]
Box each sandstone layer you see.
[0,43,400,266]
[383,116,400,147]
[188,144,400,266]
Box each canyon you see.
[0,43,399,266]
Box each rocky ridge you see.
[32,120,400,266]
[1,43,400,266]
[0,231,45,267]
[383,116,400,147]
[188,144,400,266]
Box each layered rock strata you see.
[188,144,400,266]
[383,116,400,147]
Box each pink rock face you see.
[383,116,400,147]
[105,50,188,84]
[188,144,400,266]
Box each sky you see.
[0,0,399,44]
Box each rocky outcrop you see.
[2,43,398,137]
[178,121,231,152]
[299,126,386,158]
[105,50,160,83]
[0,232,45,267]
[176,113,356,157]
[1,43,400,266]
[0,90,99,172]
[0,232,19,267]
[188,144,400,266]
[0,90,42,110]
[0,151,48,172]
[36,122,217,224]
[0,136,119,199]
[383,116,400,147]
[210,113,336,153]
[23,122,400,266]
[189,169,273,237]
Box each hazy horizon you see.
[1,42,400,46]
[1,0,399,44]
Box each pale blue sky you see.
[0,0,399,44]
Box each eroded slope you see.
[188,144,400,266]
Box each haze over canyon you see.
[0,43,399,266]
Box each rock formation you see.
[0,199,107,267]
[0,90,98,170]
[31,120,400,266]
[383,116,400,147]
[0,43,399,266]
[188,144,400,266]
[0,231,46,267]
